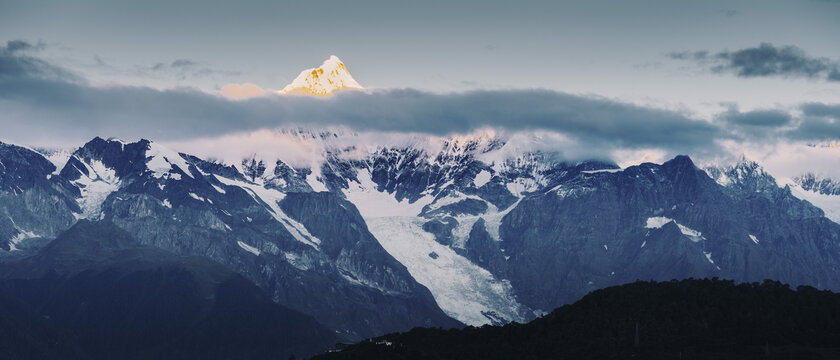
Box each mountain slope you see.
[0,141,78,252]
[0,220,336,359]
[56,137,461,339]
[499,156,840,311]
[5,133,840,335]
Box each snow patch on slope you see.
[473,170,491,187]
[146,142,193,179]
[8,231,35,251]
[188,193,206,202]
[343,169,432,218]
[306,166,328,192]
[237,241,261,256]
[645,217,705,242]
[216,175,321,249]
[38,149,72,175]
[581,168,622,174]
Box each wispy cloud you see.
[669,43,840,82]
[140,58,241,81]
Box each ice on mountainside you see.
[70,158,121,219]
[343,165,527,326]
[365,216,526,326]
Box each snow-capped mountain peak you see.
[703,156,774,190]
[278,55,364,96]
[145,141,194,180]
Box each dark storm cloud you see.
[801,103,840,118]
[787,103,840,140]
[718,106,792,127]
[670,43,840,82]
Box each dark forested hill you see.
[316,279,840,360]
[0,220,336,360]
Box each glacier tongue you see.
[71,158,120,219]
[365,217,524,326]
[345,169,526,326]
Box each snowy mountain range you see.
[3,132,840,340]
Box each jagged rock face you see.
[247,134,840,325]
[0,142,78,252]
[704,159,824,219]
[502,156,840,311]
[464,219,507,279]
[265,160,315,192]
[63,138,460,340]
[795,173,840,195]
[5,133,840,335]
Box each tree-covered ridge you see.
[317,278,840,360]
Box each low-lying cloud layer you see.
[671,43,840,82]
[1,40,838,168]
[0,40,720,153]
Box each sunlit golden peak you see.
[277,55,364,96]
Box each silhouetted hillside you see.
[316,278,840,360]
[0,220,336,360]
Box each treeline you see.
[315,278,840,359]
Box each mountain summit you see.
[278,55,364,96]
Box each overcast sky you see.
[1,0,839,177]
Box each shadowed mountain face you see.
[0,220,336,360]
[3,134,840,335]
[0,141,78,252]
[499,156,840,311]
[6,137,462,340]
[314,279,840,360]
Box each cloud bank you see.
[1,40,721,154]
[1,39,839,170]
[670,43,840,82]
